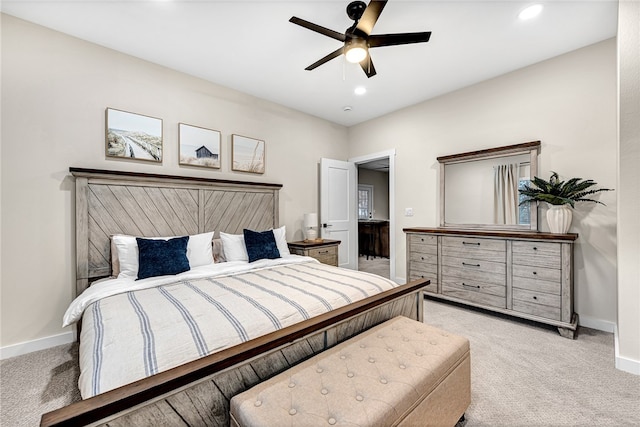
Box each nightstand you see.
[287,239,341,266]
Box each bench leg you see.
[455,413,466,427]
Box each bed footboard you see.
[41,279,428,427]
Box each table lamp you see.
[304,213,318,241]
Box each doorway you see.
[350,150,395,282]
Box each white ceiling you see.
[1,0,618,127]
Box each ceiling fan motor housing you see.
[347,1,367,21]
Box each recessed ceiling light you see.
[354,86,367,95]
[343,106,353,112]
[519,4,543,20]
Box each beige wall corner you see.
[348,39,618,328]
[616,0,640,375]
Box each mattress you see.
[64,256,398,398]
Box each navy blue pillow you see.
[243,229,281,263]
[136,236,190,280]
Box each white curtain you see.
[494,163,519,225]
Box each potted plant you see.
[519,172,613,233]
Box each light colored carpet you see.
[425,299,640,426]
[358,255,390,279]
[1,299,639,426]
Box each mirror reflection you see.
[438,141,540,231]
[444,153,530,226]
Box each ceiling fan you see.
[289,0,432,78]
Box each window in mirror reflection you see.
[518,178,531,224]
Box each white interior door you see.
[320,158,357,269]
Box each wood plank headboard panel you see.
[71,168,282,295]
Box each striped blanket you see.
[71,257,398,398]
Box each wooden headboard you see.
[71,167,282,295]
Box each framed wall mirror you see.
[438,141,541,231]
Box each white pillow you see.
[112,231,214,279]
[219,232,248,262]
[272,225,290,256]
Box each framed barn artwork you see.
[105,108,163,163]
[178,123,221,169]
[232,134,265,174]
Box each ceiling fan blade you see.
[355,0,388,36]
[289,17,346,42]
[305,47,345,71]
[360,56,377,78]
[368,32,432,48]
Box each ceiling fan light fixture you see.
[345,39,368,63]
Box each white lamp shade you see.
[304,213,318,228]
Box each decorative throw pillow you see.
[243,229,281,263]
[136,236,190,280]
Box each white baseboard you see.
[614,325,640,375]
[0,331,75,360]
[578,315,616,333]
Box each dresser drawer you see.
[408,270,438,293]
[441,265,505,286]
[441,276,506,298]
[442,236,506,253]
[441,255,505,272]
[513,264,561,282]
[409,234,437,246]
[512,288,561,321]
[512,241,561,269]
[307,246,338,266]
[513,276,561,295]
[441,285,506,309]
[409,234,438,256]
[409,251,438,265]
[410,259,437,275]
[441,244,506,263]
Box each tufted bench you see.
[230,316,471,426]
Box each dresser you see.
[287,239,340,266]
[405,228,578,338]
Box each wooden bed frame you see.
[40,168,428,426]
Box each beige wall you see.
[617,1,640,373]
[0,14,348,349]
[358,169,389,220]
[348,39,618,328]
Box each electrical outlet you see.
[405,208,414,217]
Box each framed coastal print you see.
[178,123,221,169]
[232,134,265,174]
[105,108,163,162]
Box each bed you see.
[40,168,428,427]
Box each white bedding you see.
[67,256,399,398]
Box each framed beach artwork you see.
[105,108,163,163]
[232,134,265,174]
[179,123,221,169]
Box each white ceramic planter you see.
[546,204,572,234]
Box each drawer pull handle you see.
[462,241,480,246]
[462,262,481,267]
[318,250,329,254]
[533,271,537,275]
[421,238,424,242]
[533,247,538,251]
[462,282,480,289]
[533,296,538,300]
